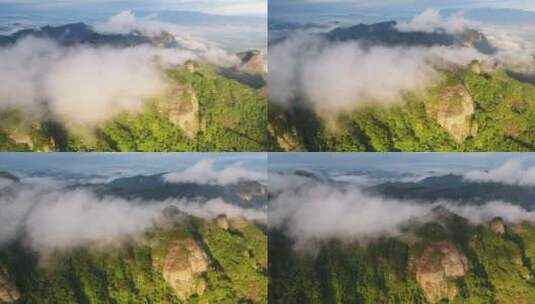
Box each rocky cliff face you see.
[159,84,200,137]
[0,267,19,303]
[215,214,250,231]
[268,124,306,151]
[238,50,266,74]
[437,85,476,143]
[490,217,506,235]
[156,239,209,300]
[411,241,469,304]
[215,214,230,230]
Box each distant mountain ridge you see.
[325,20,497,54]
[70,173,267,208]
[0,210,267,303]
[0,170,267,208]
[368,173,535,209]
[0,22,158,47]
[270,170,535,303]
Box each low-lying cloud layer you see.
[95,11,242,64]
[0,37,193,124]
[163,159,266,185]
[269,9,535,111]
[269,173,535,248]
[269,33,481,111]
[396,9,473,33]
[464,159,535,186]
[0,176,265,254]
[0,11,241,125]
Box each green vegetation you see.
[269,67,535,151]
[0,62,267,152]
[0,216,267,303]
[199,220,268,302]
[269,218,535,304]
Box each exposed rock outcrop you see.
[411,241,469,304]
[469,60,481,75]
[229,216,249,230]
[0,267,20,303]
[437,85,476,143]
[8,133,33,150]
[159,84,200,137]
[238,50,265,74]
[215,214,230,230]
[269,124,306,151]
[490,217,506,236]
[157,239,209,300]
[215,214,250,231]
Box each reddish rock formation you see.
[411,241,469,303]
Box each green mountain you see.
[269,212,535,304]
[0,23,153,47]
[0,57,267,152]
[368,174,535,209]
[71,173,267,208]
[325,21,496,54]
[0,210,267,304]
[269,62,535,152]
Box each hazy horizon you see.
[0,153,266,182]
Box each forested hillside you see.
[0,212,267,303]
[269,213,535,304]
[269,66,535,151]
[0,60,267,152]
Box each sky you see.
[270,0,535,11]
[0,153,266,180]
[0,0,267,16]
[269,153,535,175]
[269,0,535,25]
[0,0,267,51]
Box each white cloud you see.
[396,8,473,33]
[464,159,535,186]
[163,160,266,186]
[205,1,267,16]
[0,177,16,190]
[0,11,247,125]
[25,190,161,251]
[269,178,431,247]
[0,181,265,253]
[0,37,197,124]
[270,172,535,248]
[269,9,535,111]
[170,198,267,222]
[445,200,535,224]
[95,10,158,36]
[269,33,484,111]
[95,11,241,64]
[331,175,375,185]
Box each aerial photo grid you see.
[2,0,535,303]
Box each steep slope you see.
[269,215,535,304]
[269,66,535,151]
[0,212,267,303]
[0,61,267,152]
